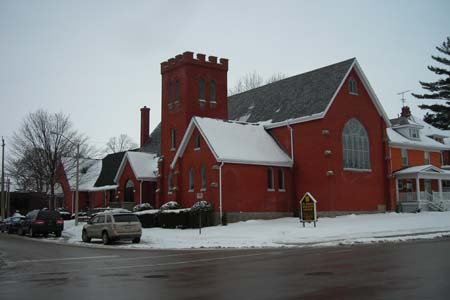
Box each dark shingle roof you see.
[228,58,355,123]
[94,151,126,187]
[141,123,161,155]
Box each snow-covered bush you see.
[133,203,154,212]
[160,201,180,211]
[190,201,212,211]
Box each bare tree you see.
[229,71,286,96]
[8,110,91,209]
[104,134,138,154]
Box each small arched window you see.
[175,80,180,102]
[210,80,216,102]
[125,179,134,202]
[168,172,173,193]
[188,168,194,191]
[267,167,274,190]
[168,81,173,103]
[199,79,206,100]
[349,78,358,95]
[342,118,371,170]
[200,166,206,190]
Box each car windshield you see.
[113,214,139,223]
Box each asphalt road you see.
[1,233,450,300]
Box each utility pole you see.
[6,177,10,217]
[1,137,5,221]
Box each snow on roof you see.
[172,117,293,168]
[387,128,449,151]
[61,158,103,192]
[115,152,159,182]
[409,115,449,138]
[394,165,450,178]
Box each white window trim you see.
[344,168,372,173]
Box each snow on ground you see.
[59,212,450,250]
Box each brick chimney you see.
[401,106,411,118]
[140,106,150,147]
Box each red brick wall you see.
[159,52,228,205]
[270,68,389,212]
[391,148,442,171]
[117,160,156,206]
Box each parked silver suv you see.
[82,212,142,245]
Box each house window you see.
[168,81,173,103]
[424,151,430,165]
[199,79,206,100]
[175,80,180,102]
[349,78,358,95]
[342,118,371,170]
[210,80,216,103]
[194,135,201,150]
[267,167,274,191]
[200,166,206,190]
[171,128,176,150]
[409,128,419,139]
[278,168,285,191]
[168,172,173,194]
[125,179,134,202]
[188,168,194,191]
[401,148,408,167]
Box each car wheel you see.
[132,237,140,244]
[18,228,25,236]
[102,231,110,245]
[55,231,62,238]
[7,229,13,234]
[30,228,36,237]
[81,230,91,243]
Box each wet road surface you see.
[1,233,450,299]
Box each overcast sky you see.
[0,0,449,157]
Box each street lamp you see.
[50,131,80,226]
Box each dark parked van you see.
[19,209,64,237]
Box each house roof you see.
[141,123,161,155]
[394,165,450,179]
[171,117,293,168]
[61,158,103,192]
[94,151,126,187]
[408,115,449,138]
[115,152,159,182]
[387,128,449,151]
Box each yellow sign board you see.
[300,192,317,227]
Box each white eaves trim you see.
[387,128,449,152]
[265,59,391,130]
[171,117,293,170]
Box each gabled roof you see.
[115,152,159,182]
[94,151,126,187]
[141,123,161,155]
[394,165,450,179]
[171,117,293,169]
[387,127,449,151]
[61,158,103,192]
[408,115,449,139]
[228,58,391,128]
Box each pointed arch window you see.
[175,80,180,102]
[168,81,173,103]
[210,80,216,103]
[200,166,206,191]
[349,78,358,95]
[342,118,371,170]
[188,168,194,191]
[199,79,206,100]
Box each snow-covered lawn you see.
[56,212,450,250]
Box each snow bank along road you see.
[56,211,450,249]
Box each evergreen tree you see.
[412,37,450,130]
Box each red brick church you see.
[59,51,450,221]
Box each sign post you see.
[299,192,318,227]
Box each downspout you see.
[287,123,294,163]
[140,180,143,204]
[219,162,225,223]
